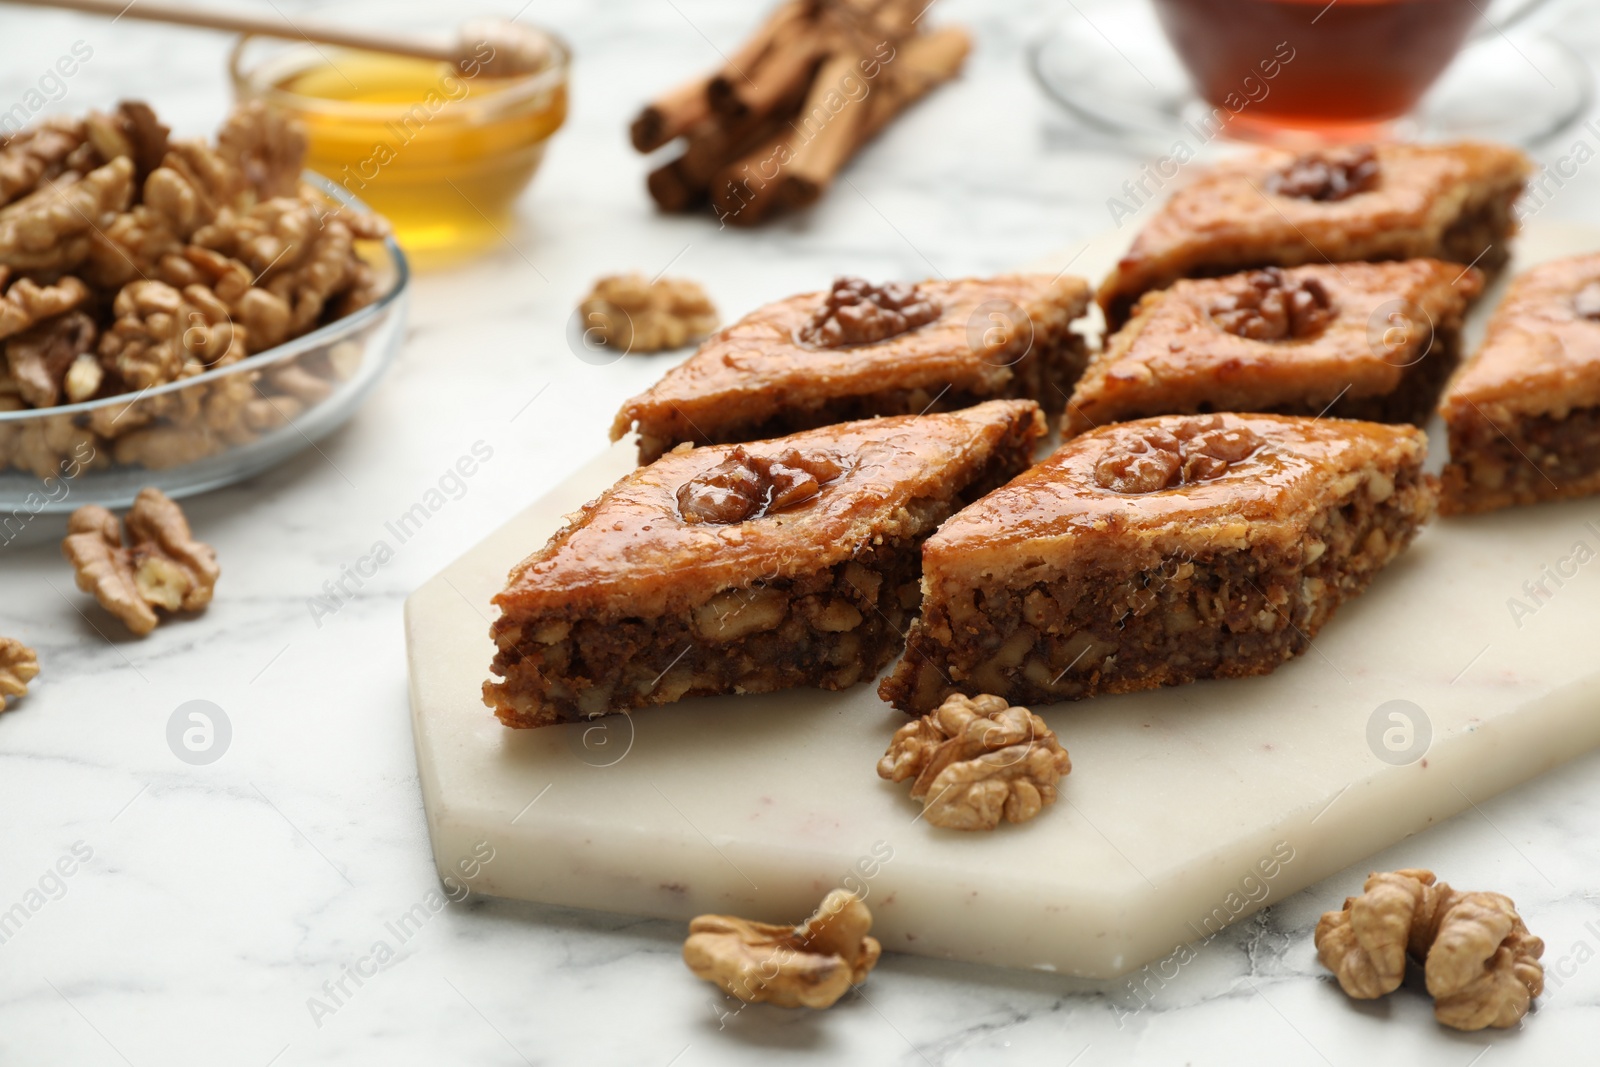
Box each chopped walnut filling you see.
[677,446,846,524]
[878,693,1072,830]
[1268,144,1381,201]
[577,273,719,353]
[1573,280,1600,321]
[1210,268,1335,341]
[797,276,942,348]
[1315,867,1545,1031]
[683,889,882,1009]
[1093,416,1264,494]
[62,488,219,637]
[0,636,39,712]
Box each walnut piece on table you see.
[577,273,718,353]
[0,637,39,712]
[682,888,882,1009]
[1426,889,1546,1031]
[877,692,1072,831]
[1314,868,1545,1031]
[62,488,219,637]
[1314,868,1442,999]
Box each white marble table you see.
[3,2,1600,1064]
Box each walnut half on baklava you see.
[1096,142,1530,329]
[486,400,1046,727]
[1442,253,1600,514]
[610,274,1090,464]
[880,413,1438,715]
[1066,260,1482,436]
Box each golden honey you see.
[234,41,567,263]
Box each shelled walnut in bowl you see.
[0,98,405,503]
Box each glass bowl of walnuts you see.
[0,99,408,524]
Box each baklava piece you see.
[611,274,1091,463]
[1066,260,1482,436]
[1441,254,1600,514]
[486,400,1046,727]
[1097,142,1530,329]
[880,413,1437,714]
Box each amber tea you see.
[1152,0,1482,140]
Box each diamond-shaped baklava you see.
[487,400,1046,727]
[1066,260,1482,436]
[1442,253,1600,514]
[880,413,1438,714]
[1097,142,1529,329]
[611,274,1090,464]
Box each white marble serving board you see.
[406,220,1600,979]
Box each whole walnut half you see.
[1315,868,1443,1000]
[6,309,97,408]
[0,637,39,712]
[1268,144,1381,202]
[0,115,85,206]
[577,273,718,354]
[1315,868,1545,1031]
[62,488,219,637]
[683,888,881,1009]
[0,156,134,273]
[0,274,90,342]
[1426,890,1546,1031]
[677,446,846,525]
[1093,415,1264,494]
[83,101,171,184]
[878,693,1072,831]
[1210,268,1336,341]
[797,277,942,348]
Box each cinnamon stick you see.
[877,24,972,111]
[706,1,808,118]
[717,30,826,124]
[631,76,714,153]
[709,126,795,226]
[828,0,924,51]
[648,113,785,212]
[773,51,871,211]
[634,2,970,224]
[647,157,706,212]
[778,26,970,210]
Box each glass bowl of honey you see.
[230,20,568,265]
